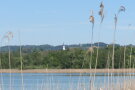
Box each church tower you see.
[63,43,66,51]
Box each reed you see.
[18,31,25,90]
[0,37,4,90]
[89,10,95,70]
[93,1,105,88]
[111,6,126,90]
[89,10,95,90]
[3,32,13,90]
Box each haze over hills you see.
[0,42,122,52]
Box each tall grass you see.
[3,32,13,90]
[89,10,94,70]
[0,38,4,90]
[111,6,126,90]
[89,10,95,90]
[93,1,105,88]
[18,31,24,90]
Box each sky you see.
[0,0,135,46]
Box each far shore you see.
[0,69,134,73]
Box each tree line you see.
[0,45,135,69]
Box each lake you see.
[0,73,134,90]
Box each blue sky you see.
[0,0,135,46]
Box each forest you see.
[0,44,135,69]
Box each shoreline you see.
[0,69,134,73]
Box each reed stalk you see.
[18,31,24,90]
[0,39,4,90]
[89,10,95,90]
[111,6,125,90]
[3,32,13,90]
[93,2,105,87]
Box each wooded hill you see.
[0,43,134,69]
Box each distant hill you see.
[0,42,119,52]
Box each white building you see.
[63,43,66,51]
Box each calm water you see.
[0,73,134,90]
